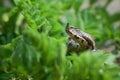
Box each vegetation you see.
[0,0,120,80]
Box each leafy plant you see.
[0,0,120,80]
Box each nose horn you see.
[66,23,69,27]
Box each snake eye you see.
[74,35,79,39]
[81,40,84,43]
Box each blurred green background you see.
[0,0,120,80]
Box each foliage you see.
[0,0,120,80]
